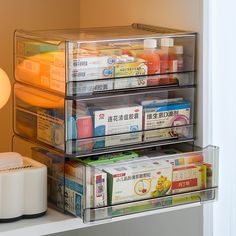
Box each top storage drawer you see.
[14,24,196,96]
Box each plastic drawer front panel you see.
[12,137,219,223]
[14,24,195,96]
[83,188,218,222]
[66,86,195,155]
[66,72,195,96]
[66,125,194,156]
[81,145,218,222]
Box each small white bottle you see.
[159,38,176,73]
[175,45,184,72]
[138,39,160,75]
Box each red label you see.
[114,173,126,178]
[173,165,196,171]
[96,175,102,181]
[172,178,198,189]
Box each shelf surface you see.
[0,203,201,236]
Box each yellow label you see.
[115,60,148,77]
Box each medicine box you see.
[104,160,172,205]
[93,105,143,148]
[143,101,191,141]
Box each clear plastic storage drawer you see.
[14,83,195,156]
[14,24,196,96]
[13,136,218,223]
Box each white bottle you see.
[175,45,184,72]
[159,38,176,73]
[139,39,160,75]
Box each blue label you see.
[144,102,191,111]
[107,57,116,64]
[59,176,84,195]
[103,69,113,76]
[130,125,139,132]
[75,194,81,216]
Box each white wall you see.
[211,0,236,235]
[0,0,80,152]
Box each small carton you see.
[93,105,143,148]
[16,40,59,57]
[64,162,107,208]
[57,174,91,217]
[114,76,147,90]
[114,59,148,77]
[68,55,117,69]
[80,151,139,166]
[68,66,114,82]
[103,160,172,205]
[67,80,114,96]
[37,109,64,150]
[172,164,207,194]
[143,101,191,141]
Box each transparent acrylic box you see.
[14,83,195,156]
[13,24,211,223]
[14,23,196,96]
[13,136,218,223]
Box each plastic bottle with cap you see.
[138,38,160,75]
[159,37,177,73]
[175,45,184,72]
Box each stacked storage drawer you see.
[13,23,219,223]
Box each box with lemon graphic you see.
[104,160,172,205]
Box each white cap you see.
[175,45,183,54]
[144,39,157,49]
[161,38,174,47]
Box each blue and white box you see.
[143,101,191,141]
[93,105,143,148]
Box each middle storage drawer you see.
[14,83,195,156]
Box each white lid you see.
[0,152,23,170]
[161,38,174,47]
[144,39,157,49]
[175,45,183,54]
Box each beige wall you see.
[80,0,201,30]
[0,0,80,152]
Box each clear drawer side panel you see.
[14,35,66,94]
[12,135,66,213]
[14,83,65,151]
[65,143,218,222]
[65,87,195,155]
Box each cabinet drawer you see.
[14,83,195,156]
[12,136,218,223]
[15,24,195,96]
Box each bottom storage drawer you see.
[13,136,219,223]
[83,188,217,222]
